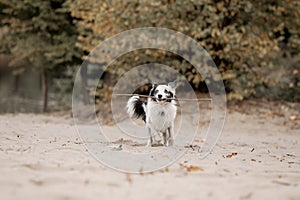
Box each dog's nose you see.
[158,94,162,99]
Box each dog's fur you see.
[127,81,177,146]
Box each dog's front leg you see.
[166,126,174,146]
[147,127,154,147]
[161,131,167,146]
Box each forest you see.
[0,0,299,112]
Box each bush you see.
[59,0,300,102]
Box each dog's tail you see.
[126,96,146,122]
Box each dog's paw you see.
[147,139,164,147]
[166,138,174,146]
[146,139,152,147]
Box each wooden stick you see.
[113,93,212,101]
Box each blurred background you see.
[0,0,299,113]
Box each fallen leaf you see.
[272,145,286,149]
[289,115,298,121]
[226,152,238,158]
[179,163,204,172]
[186,165,203,172]
[286,153,295,157]
[139,167,144,176]
[125,173,132,184]
[50,137,57,143]
[194,138,205,143]
[159,167,169,173]
[111,145,122,151]
[277,157,285,162]
[106,120,116,126]
[184,144,201,151]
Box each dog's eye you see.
[164,89,173,97]
[154,90,158,94]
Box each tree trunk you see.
[80,62,89,104]
[42,71,48,112]
[14,74,19,93]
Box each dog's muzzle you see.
[157,97,167,102]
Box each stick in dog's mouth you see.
[114,93,212,101]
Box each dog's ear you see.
[149,83,158,96]
[168,80,177,89]
[151,82,158,89]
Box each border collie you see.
[126,81,177,146]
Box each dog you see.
[126,81,177,146]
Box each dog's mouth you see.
[152,96,171,103]
[156,98,167,102]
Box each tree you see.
[0,0,82,111]
[68,0,300,101]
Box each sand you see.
[0,100,299,200]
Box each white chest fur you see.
[145,100,177,132]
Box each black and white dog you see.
[127,81,177,147]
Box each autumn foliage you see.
[1,0,300,103]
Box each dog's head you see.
[149,81,176,103]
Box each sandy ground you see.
[0,100,299,200]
